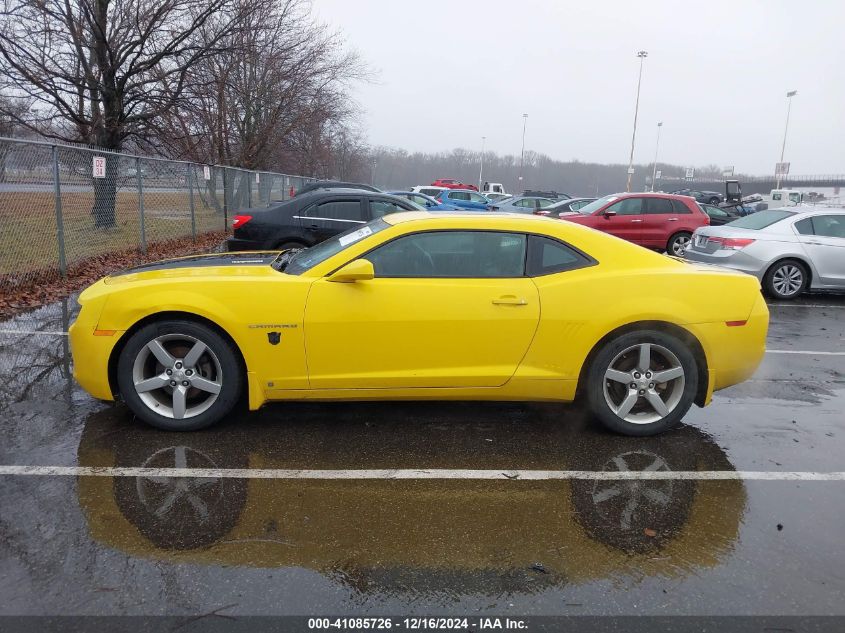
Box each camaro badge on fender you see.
[267,332,281,345]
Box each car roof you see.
[383,211,553,225]
[785,206,845,216]
[605,192,696,200]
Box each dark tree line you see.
[370,146,732,196]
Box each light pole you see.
[651,121,663,192]
[626,50,648,192]
[478,136,486,191]
[370,158,376,186]
[776,90,797,189]
[518,113,528,192]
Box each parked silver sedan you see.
[487,195,557,214]
[683,208,845,300]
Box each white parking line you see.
[766,350,845,356]
[768,304,845,309]
[0,329,67,336]
[0,465,843,481]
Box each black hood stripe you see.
[111,252,278,276]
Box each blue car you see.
[387,191,460,211]
[436,189,491,210]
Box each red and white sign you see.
[92,156,106,178]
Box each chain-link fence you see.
[0,137,315,291]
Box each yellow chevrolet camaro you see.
[69,212,768,435]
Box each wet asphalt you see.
[0,294,844,619]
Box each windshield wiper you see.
[272,249,302,272]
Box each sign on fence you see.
[92,156,106,178]
[203,165,211,180]
[255,172,260,184]
[684,167,695,180]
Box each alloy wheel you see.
[772,264,803,297]
[131,333,223,420]
[602,343,686,424]
[671,235,691,256]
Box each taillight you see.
[708,236,755,250]
[232,214,252,229]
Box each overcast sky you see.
[313,0,844,175]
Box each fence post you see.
[51,146,67,278]
[137,156,146,254]
[247,170,253,208]
[187,164,196,241]
[222,167,229,231]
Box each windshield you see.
[575,194,618,215]
[283,218,390,275]
[726,209,795,230]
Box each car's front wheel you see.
[116,320,243,431]
[708,197,720,205]
[585,330,698,436]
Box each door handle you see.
[492,296,527,306]
[630,219,643,223]
[667,217,679,221]
[306,224,319,231]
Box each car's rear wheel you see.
[764,259,808,300]
[116,320,243,431]
[708,197,720,205]
[585,330,698,436]
[667,232,692,256]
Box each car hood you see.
[103,251,282,285]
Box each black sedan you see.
[536,197,597,218]
[227,189,418,251]
[670,189,723,205]
[698,203,740,226]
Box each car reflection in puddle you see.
[76,402,745,596]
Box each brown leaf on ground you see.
[0,231,228,322]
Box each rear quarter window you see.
[729,210,796,230]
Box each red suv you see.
[559,193,709,256]
[431,178,478,191]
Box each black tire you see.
[763,259,808,300]
[584,330,699,436]
[708,197,720,205]
[117,320,243,431]
[667,232,692,257]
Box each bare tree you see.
[0,0,245,227]
[153,0,369,174]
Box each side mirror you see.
[327,258,374,283]
[603,209,617,218]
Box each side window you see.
[670,199,692,214]
[570,200,590,211]
[537,198,554,208]
[369,199,410,218]
[772,192,783,201]
[469,192,487,203]
[451,192,471,201]
[308,200,364,222]
[513,198,532,208]
[526,235,593,276]
[365,231,526,278]
[607,198,643,215]
[645,198,674,215]
[811,215,845,239]
[794,218,814,235]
